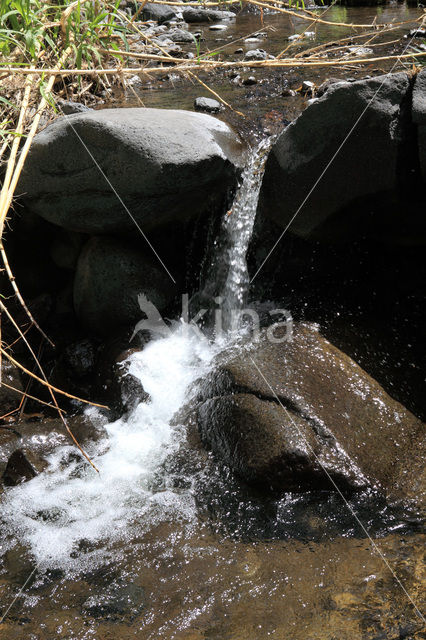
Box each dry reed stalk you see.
[1,349,108,408]
[6,46,424,77]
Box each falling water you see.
[221,136,274,330]
[0,140,271,568]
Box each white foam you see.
[0,325,217,567]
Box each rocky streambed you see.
[0,43,425,640]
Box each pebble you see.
[242,76,257,86]
[234,48,243,54]
[282,88,296,97]
[168,28,195,43]
[244,48,268,61]
[408,28,426,38]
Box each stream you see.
[0,5,425,638]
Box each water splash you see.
[0,140,271,567]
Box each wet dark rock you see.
[181,7,235,23]
[242,76,257,86]
[64,339,96,378]
[0,430,21,478]
[18,108,244,236]
[2,448,47,486]
[409,27,426,37]
[0,361,23,414]
[168,28,195,43]
[73,236,176,337]
[198,323,425,510]
[234,47,243,54]
[413,68,426,181]
[114,349,150,414]
[194,97,224,113]
[141,2,177,23]
[244,48,268,61]
[257,72,413,242]
[57,100,92,115]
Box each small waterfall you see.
[221,137,273,331]
[0,136,272,567]
[190,137,273,334]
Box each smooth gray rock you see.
[257,72,410,240]
[194,97,223,113]
[182,7,235,23]
[141,3,177,24]
[198,323,425,509]
[168,28,195,43]
[58,100,92,115]
[73,236,177,336]
[18,108,244,235]
[413,68,426,180]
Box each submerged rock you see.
[18,108,244,236]
[73,236,176,336]
[198,323,425,510]
[257,72,412,241]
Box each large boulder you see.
[413,68,426,181]
[18,108,244,235]
[197,324,425,510]
[73,236,176,336]
[257,72,412,242]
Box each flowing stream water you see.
[0,136,423,639]
[0,139,271,570]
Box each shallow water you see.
[1,6,425,636]
[111,3,424,124]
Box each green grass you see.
[0,0,130,68]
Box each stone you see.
[18,108,244,236]
[57,100,92,115]
[141,3,177,24]
[197,323,425,510]
[0,361,23,414]
[244,48,267,61]
[316,77,343,97]
[412,68,426,181]
[257,72,411,241]
[242,76,257,86]
[63,339,96,378]
[181,7,235,23]
[73,236,177,336]
[2,448,48,486]
[168,28,195,43]
[301,80,316,95]
[194,97,223,113]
